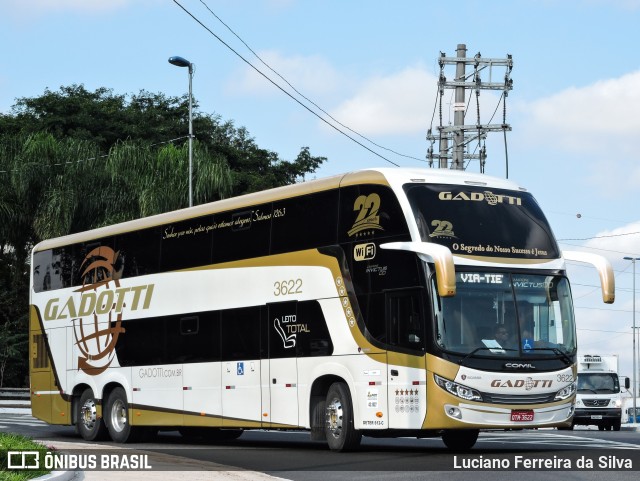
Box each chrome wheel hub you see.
[326,397,344,438]
[110,398,127,433]
[80,399,97,431]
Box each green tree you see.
[1,85,326,197]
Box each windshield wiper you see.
[552,348,573,365]
[523,347,572,365]
[459,346,518,366]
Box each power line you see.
[0,136,191,174]
[575,305,635,313]
[557,231,640,241]
[577,328,633,335]
[172,0,400,167]
[559,241,639,256]
[197,0,423,163]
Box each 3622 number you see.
[274,279,303,296]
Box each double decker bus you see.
[29,168,614,450]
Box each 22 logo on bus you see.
[348,193,385,237]
[429,220,455,239]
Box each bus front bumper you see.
[443,402,574,427]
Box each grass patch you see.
[0,433,53,481]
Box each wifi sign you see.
[354,243,376,261]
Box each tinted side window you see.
[75,240,117,286]
[386,289,426,352]
[114,227,161,279]
[115,310,221,366]
[173,311,220,363]
[360,292,385,343]
[33,247,76,292]
[212,204,272,263]
[296,301,333,357]
[160,216,214,271]
[115,317,168,366]
[221,307,262,360]
[350,248,421,296]
[271,190,339,254]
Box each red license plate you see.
[511,410,534,422]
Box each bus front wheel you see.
[442,429,479,451]
[76,389,108,441]
[324,382,361,452]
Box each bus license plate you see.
[511,410,534,422]
[591,415,603,420]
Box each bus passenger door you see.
[385,289,428,429]
[221,307,263,428]
[266,302,299,428]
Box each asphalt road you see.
[3,409,640,481]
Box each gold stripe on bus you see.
[130,405,295,429]
[336,170,389,188]
[29,306,72,425]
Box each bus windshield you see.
[404,183,559,260]
[433,272,576,357]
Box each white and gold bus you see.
[29,168,614,450]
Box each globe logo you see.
[483,191,499,206]
[72,246,125,376]
[525,377,535,391]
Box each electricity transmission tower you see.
[427,44,513,175]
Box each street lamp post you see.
[168,55,194,207]
[624,256,640,424]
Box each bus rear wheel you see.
[324,382,361,452]
[442,429,479,450]
[76,389,108,441]
[105,387,141,443]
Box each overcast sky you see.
[2,0,640,386]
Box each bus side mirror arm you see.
[380,242,456,297]
[562,250,615,304]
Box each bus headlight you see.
[614,399,622,408]
[554,381,576,401]
[434,374,483,402]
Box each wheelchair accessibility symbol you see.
[237,362,244,375]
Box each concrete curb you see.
[33,470,82,481]
[621,424,640,431]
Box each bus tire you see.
[76,389,108,441]
[441,429,479,451]
[613,421,621,431]
[105,387,138,443]
[324,382,361,452]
